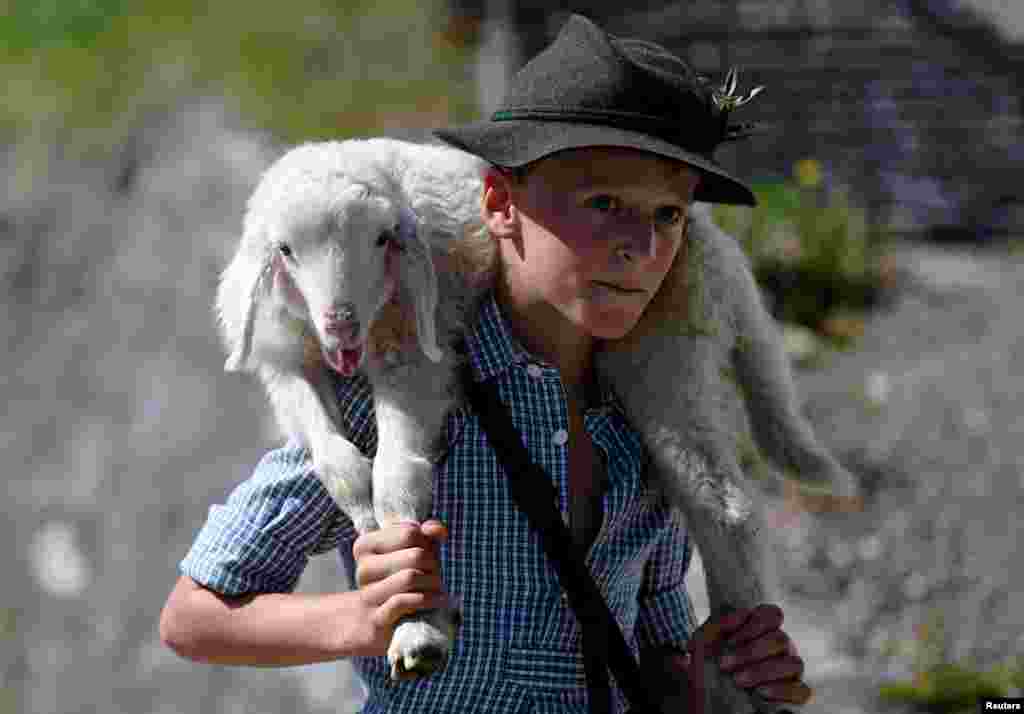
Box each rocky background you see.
[2,3,1022,713]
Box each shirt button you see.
[552,429,569,446]
[526,364,542,378]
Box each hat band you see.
[491,108,721,156]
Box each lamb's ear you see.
[224,246,273,372]
[396,205,441,362]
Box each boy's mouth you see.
[592,280,645,295]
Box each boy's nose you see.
[611,223,658,265]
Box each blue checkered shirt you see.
[181,289,700,713]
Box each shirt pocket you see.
[505,643,587,690]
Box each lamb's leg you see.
[371,356,462,680]
[264,368,376,532]
[268,363,460,680]
[670,460,792,713]
[732,294,861,512]
[598,335,800,713]
[707,215,860,513]
[643,446,800,714]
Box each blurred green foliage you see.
[1,0,129,50]
[2,0,478,165]
[0,688,16,714]
[879,663,1018,713]
[712,163,888,343]
[878,608,1024,713]
[713,173,875,287]
[0,608,15,640]
[0,608,15,714]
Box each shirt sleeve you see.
[634,509,699,652]
[180,372,377,596]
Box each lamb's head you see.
[264,178,441,377]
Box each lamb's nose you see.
[324,303,359,341]
[325,303,357,324]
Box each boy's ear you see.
[481,167,519,238]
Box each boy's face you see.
[485,146,700,343]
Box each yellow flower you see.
[794,158,822,189]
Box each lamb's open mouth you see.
[324,344,363,377]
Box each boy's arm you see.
[159,441,450,667]
[160,438,367,665]
[161,372,376,665]
[160,575,373,666]
[635,515,698,704]
[163,370,458,667]
[160,519,450,667]
[636,512,698,653]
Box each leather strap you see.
[462,367,661,713]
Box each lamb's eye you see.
[278,243,293,258]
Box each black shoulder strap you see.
[462,366,660,713]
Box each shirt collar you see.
[464,290,621,410]
[464,288,529,382]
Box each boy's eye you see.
[586,195,621,213]
[654,206,684,227]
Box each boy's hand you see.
[350,520,450,657]
[671,604,813,712]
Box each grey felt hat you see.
[433,13,764,206]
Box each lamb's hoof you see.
[388,642,448,681]
[386,609,459,681]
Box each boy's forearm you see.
[160,576,371,667]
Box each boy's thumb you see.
[686,619,726,661]
[421,519,449,541]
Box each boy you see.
[161,13,812,713]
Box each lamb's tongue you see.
[326,346,361,377]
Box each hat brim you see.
[433,120,757,206]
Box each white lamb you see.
[217,137,859,710]
[217,138,494,680]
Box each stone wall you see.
[465,0,1024,239]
